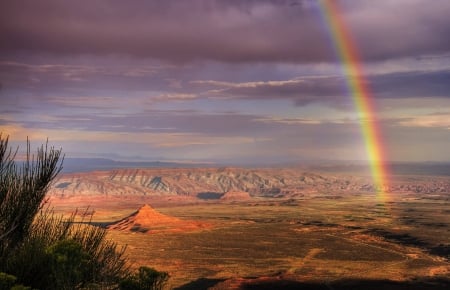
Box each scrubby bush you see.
[0,272,17,290]
[0,135,135,289]
[119,267,169,290]
[47,239,91,289]
[10,286,30,290]
[0,135,62,255]
[0,272,30,290]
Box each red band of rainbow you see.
[318,0,390,198]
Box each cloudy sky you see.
[1,0,449,164]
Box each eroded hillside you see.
[48,168,450,199]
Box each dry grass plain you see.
[51,188,450,289]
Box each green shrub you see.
[10,285,31,290]
[47,239,91,289]
[1,135,167,289]
[0,273,30,290]
[0,136,128,289]
[0,135,62,257]
[119,267,169,290]
[0,272,17,290]
[4,209,129,289]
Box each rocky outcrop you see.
[220,190,251,201]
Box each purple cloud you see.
[1,0,449,63]
[1,0,449,163]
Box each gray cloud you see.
[192,77,349,106]
[0,60,173,93]
[370,70,450,99]
[0,107,368,162]
[1,0,449,163]
[191,70,450,108]
[1,0,449,63]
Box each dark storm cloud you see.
[345,0,450,61]
[0,0,328,62]
[1,0,449,63]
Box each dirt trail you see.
[286,248,324,274]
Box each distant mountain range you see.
[49,167,450,200]
[310,162,450,176]
[61,158,211,173]
[60,158,450,176]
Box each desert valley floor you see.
[49,167,450,289]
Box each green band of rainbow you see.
[318,0,390,198]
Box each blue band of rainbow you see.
[318,0,390,198]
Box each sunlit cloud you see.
[151,93,199,102]
[254,117,322,125]
[398,113,450,129]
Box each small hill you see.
[220,190,251,201]
[107,204,210,233]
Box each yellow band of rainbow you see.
[318,0,390,199]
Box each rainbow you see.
[317,0,390,199]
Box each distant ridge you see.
[61,158,450,176]
[107,204,210,233]
[62,158,211,173]
[50,167,450,199]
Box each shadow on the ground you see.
[173,278,226,290]
[430,244,450,260]
[175,277,450,290]
[366,228,450,260]
[242,278,450,290]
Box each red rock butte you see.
[107,204,210,233]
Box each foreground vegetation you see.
[0,135,168,289]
